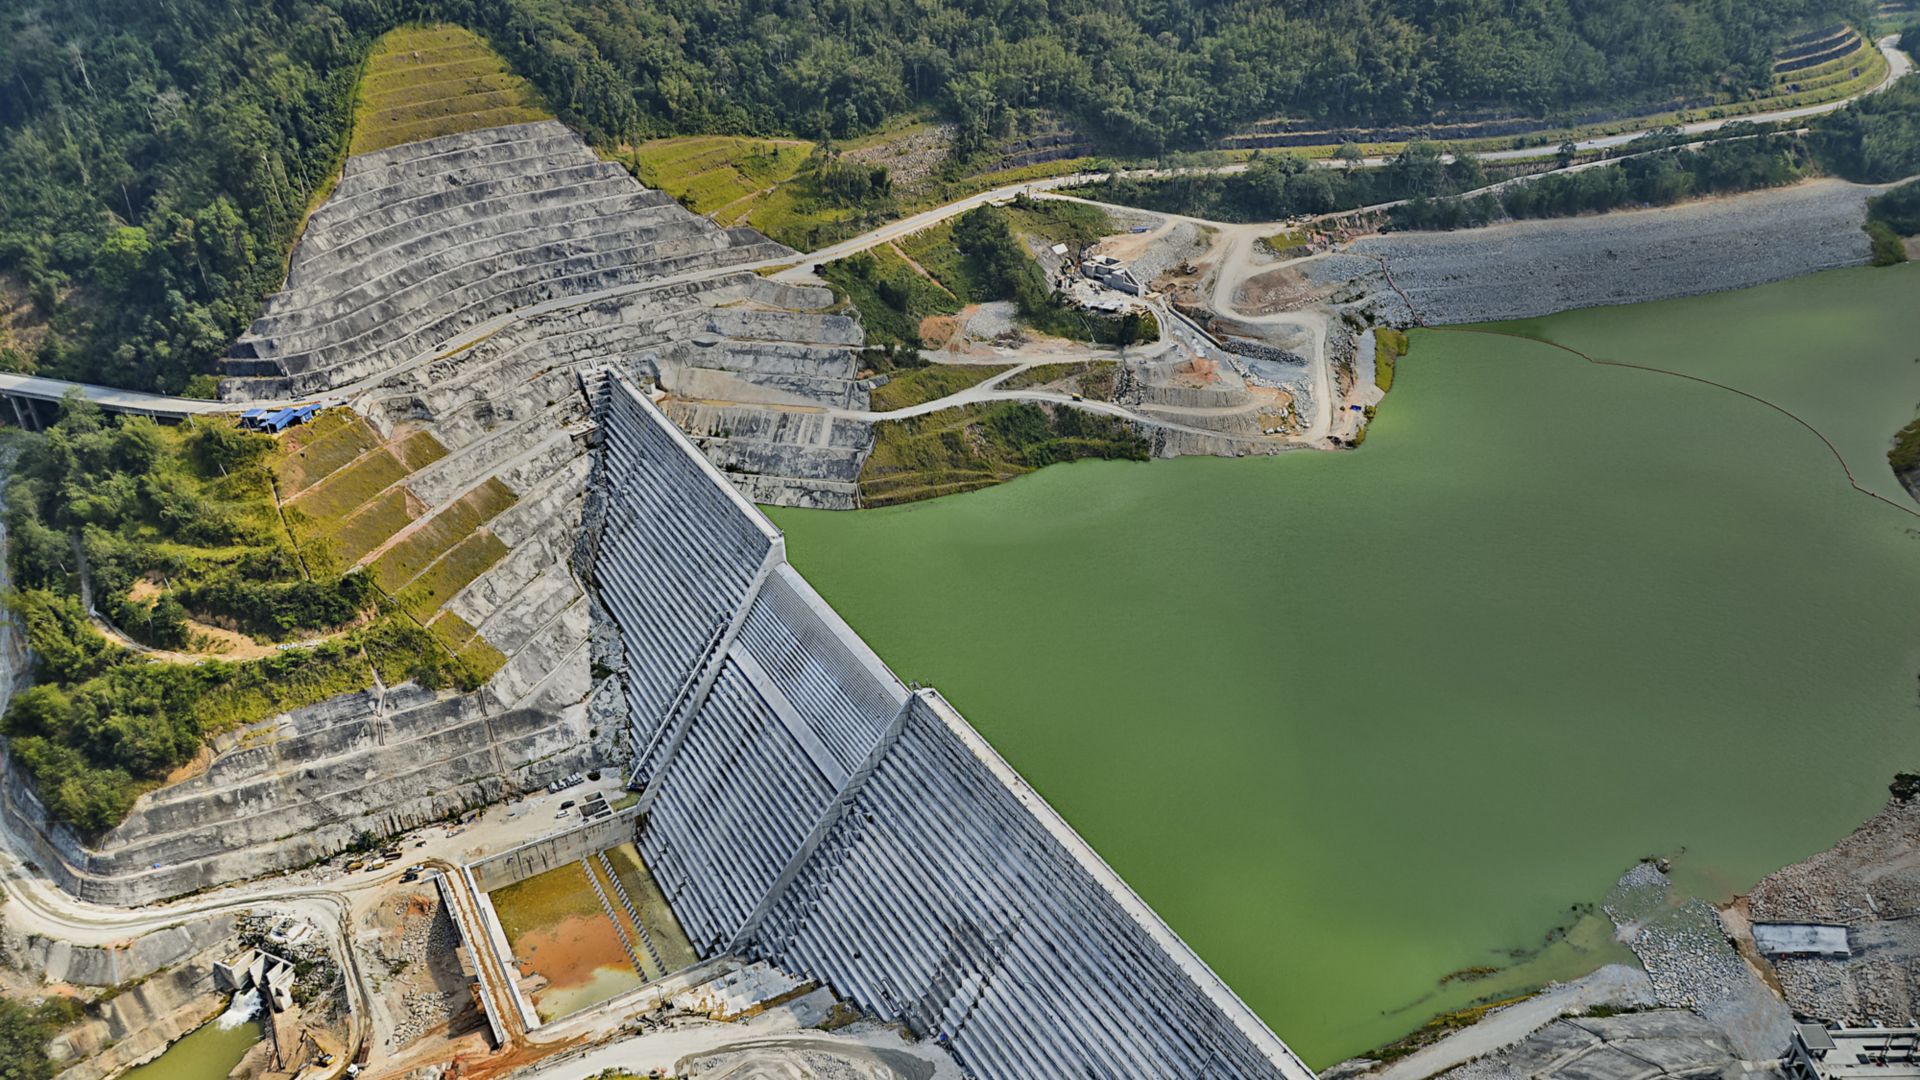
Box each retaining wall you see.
[468,806,642,892]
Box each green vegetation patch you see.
[351,25,550,156]
[901,203,1156,346]
[1003,199,1113,249]
[627,134,903,250]
[859,400,1150,506]
[870,364,1011,411]
[897,222,984,302]
[288,448,411,527]
[396,531,510,618]
[458,637,510,683]
[370,479,517,593]
[1870,180,1920,236]
[274,412,382,495]
[426,612,507,681]
[1374,327,1409,392]
[1259,230,1312,258]
[633,136,816,216]
[429,609,482,651]
[821,247,961,349]
[313,488,420,573]
[1001,361,1120,400]
[1889,415,1920,479]
[394,430,450,470]
[1,399,476,835]
[0,996,83,1080]
[1867,180,1920,265]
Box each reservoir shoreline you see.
[769,261,1920,1065]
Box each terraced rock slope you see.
[2,108,881,904]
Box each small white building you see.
[1754,923,1851,959]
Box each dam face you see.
[591,373,1313,1080]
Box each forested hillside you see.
[0,0,1869,392]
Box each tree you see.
[92,226,152,294]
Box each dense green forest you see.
[1075,67,1920,231]
[1,398,485,833]
[0,995,78,1080]
[0,0,1868,393]
[1071,144,1492,223]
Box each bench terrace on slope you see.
[308,140,612,254]
[66,702,582,889]
[272,183,683,324]
[664,337,864,382]
[290,159,643,273]
[229,242,782,382]
[219,267,709,394]
[703,309,864,348]
[695,440,868,485]
[325,134,600,222]
[241,221,737,365]
[466,560,581,657]
[277,191,681,312]
[327,121,585,199]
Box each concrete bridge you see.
[0,372,234,428]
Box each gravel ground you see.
[962,301,1020,341]
[376,893,470,1049]
[1603,863,1793,1060]
[1338,179,1883,325]
[1745,791,1920,1024]
[1128,222,1210,288]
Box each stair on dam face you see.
[597,850,667,975]
[582,856,649,979]
[589,378,1311,1080]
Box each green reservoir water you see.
[118,997,263,1080]
[766,264,1920,1066]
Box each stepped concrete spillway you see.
[590,373,1312,1080]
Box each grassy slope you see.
[350,25,552,156]
[859,401,1150,506]
[869,365,1011,411]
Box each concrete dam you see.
[0,114,1315,1076]
[591,373,1313,1079]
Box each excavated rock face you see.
[2,120,875,906]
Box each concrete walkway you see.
[1372,965,1656,1080]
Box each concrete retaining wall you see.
[468,807,642,892]
[23,914,234,988]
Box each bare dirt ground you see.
[1744,788,1920,1024]
[1234,266,1336,317]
